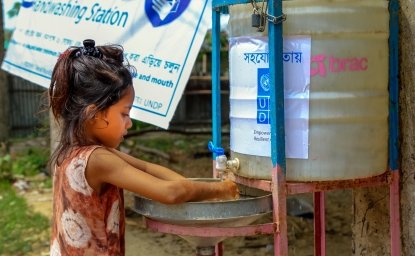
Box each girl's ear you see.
[85,105,109,128]
[85,104,99,120]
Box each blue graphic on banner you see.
[145,0,190,27]
[21,0,34,8]
[257,68,270,124]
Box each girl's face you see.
[88,85,135,148]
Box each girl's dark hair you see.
[49,39,136,165]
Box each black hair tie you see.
[75,39,103,58]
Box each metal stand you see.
[210,0,400,255]
[227,170,401,256]
[143,0,400,255]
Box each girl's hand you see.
[219,179,240,200]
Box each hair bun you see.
[77,39,102,58]
[83,39,96,48]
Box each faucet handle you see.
[227,158,240,172]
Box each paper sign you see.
[229,36,311,159]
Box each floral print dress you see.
[50,146,125,256]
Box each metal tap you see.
[208,141,240,180]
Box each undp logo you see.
[257,68,270,96]
[260,73,270,93]
[145,0,190,27]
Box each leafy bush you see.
[0,147,49,181]
[0,154,13,181]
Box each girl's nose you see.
[126,117,133,129]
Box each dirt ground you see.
[18,133,353,255]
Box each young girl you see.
[48,39,239,256]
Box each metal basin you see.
[133,178,273,247]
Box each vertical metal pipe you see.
[269,0,286,171]
[388,0,399,172]
[212,7,223,256]
[211,6,222,160]
[388,0,400,255]
[268,0,288,255]
[314,191,326,256]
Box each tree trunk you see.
[352,187,389,255]
[398,0,415,255]
[352,1,415,255]
[0,0,10,142]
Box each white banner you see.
[229,36,311,159]
[2,0,211,129]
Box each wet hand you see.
[220,179,240,200]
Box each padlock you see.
[251,13,261,28]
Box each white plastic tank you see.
[227,0,390,181]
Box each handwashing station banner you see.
[2,0,211,128]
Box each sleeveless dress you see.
[50,146,125,256]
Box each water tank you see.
[227,0,389,181]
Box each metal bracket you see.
[251,0,286,31]
[266,13,287,25]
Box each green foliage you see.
[0,147,49,181]
[130,119,157,131]
[140,136,186,152]
[0,181,49,255]
[201,30,229,52]
[134,134,212,154]
[41,178,53,189]
[12,148,49,176]
[0,140,51,255]
[0,154,13,181]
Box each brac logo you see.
[311,54,368,77]
[145,0,190,27]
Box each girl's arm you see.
[107,147,185,181]
[86,148,239,204]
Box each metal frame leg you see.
[215,242,223,256]
[273,166,288,255]
[314,191,326,256]
[390,170,400,256]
